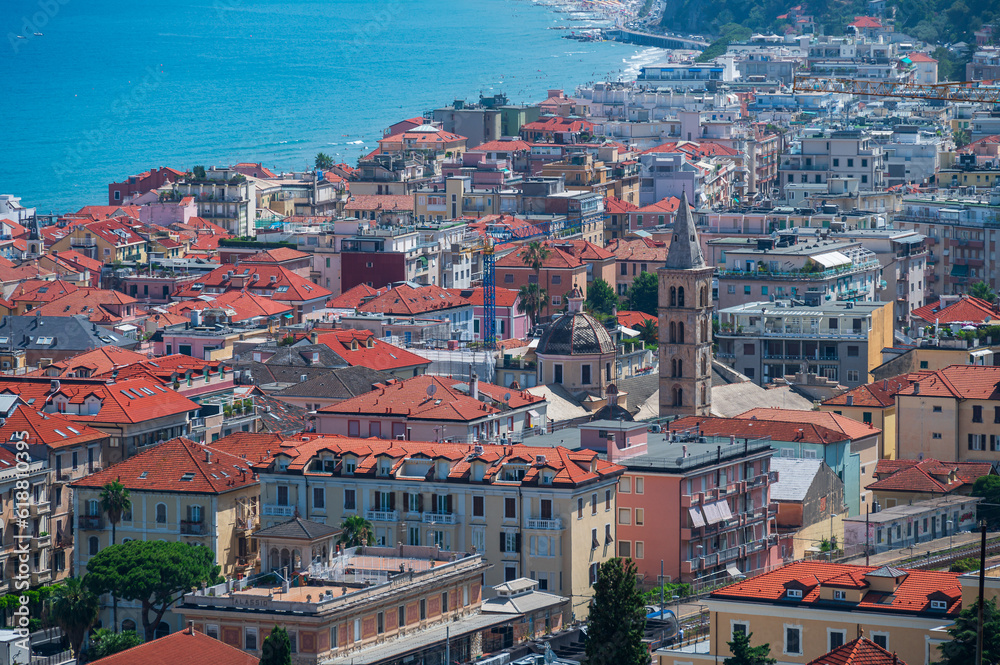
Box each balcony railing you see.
[180,520,206,535]
[366,510,399,522]
[31,569,52,586]
[262,504,295,517]
[526,518,563,530]
[30,501,51,517]
[32,533,52,549]
[235,517,258,532]
[79,515,103,530]
[422,512,457,525]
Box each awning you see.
[810,251,851,269]
[950,264,969,277]
[283,313,294,318]
[716,500,734,521]
[702,501,723,525]
[528,409,540,418]
[895,234,925,245]
[688,507,706,528]
[727,564,743,577]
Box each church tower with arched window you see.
[658,191,714,418]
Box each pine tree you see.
[584,558,649,665]
[259,625,292,665]
[937,597,1000,665]
[724,631,776,665]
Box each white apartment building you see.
[779,130,885,197]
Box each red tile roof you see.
[255,435,622,488]
[808,637,911,665]
[310,329,431,372]
[736,408,880,440]
[0,402,107,449]
[604,196,639,215]
[906,51,937,64]
[473,139,535,153]
[169,290,293,322]
[558,239,615,261]
[521,116,595,134]
[33,346,150,378]
[671,416,849,445]
[317,374,543,423]
[849,16,883,27]
[72,437,256,493]
[342,195,414,212]
[172,264,330,303]
[9,279,81,304]
[895,364,1000,399]
[713,561,962,617]
[495,243,584,270]
[911,295,998,325]
[241,247,310,263]
[88,626,258,665]
[0,376,199,425]
[616,311,656,329]
[822,375,918,408]
[326,283,386,310]
[357,283,471,316]
[867,458,993,494]
[607,237,669,262]
[637,196,683,215]
[643,141,739,158]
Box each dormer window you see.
[344,459,356,474]
[930,600,948,611]
[786,589,803,599]
[833,590,846,601]
[542,473,554,484]
[379,460,393,476]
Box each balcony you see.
[32,533,51,549]
[262,504,295,517]
[526,518,563,530]
[718,546,741,563]
[366,510,399,522]
[31,569,52,586]
[30,501,51,517]
[422,512,458,525]
[235,516,258,533]
[180,520,206,535]
[79,515,103,530]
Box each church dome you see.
[537,311,616,356]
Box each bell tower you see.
[658,191,713,418]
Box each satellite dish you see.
[426,384,437,396]
[504,393,512,402]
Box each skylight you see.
[276,286,289,293]
[180,472,195,481]
[37,337,54,345]
[119,390,133,400]
[139,471,148,479]
[67,426,80,434]
[53,429,67,438]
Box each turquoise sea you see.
[1,0,663,213]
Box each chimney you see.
[187,620,194,635]
[470,372,479,400]
[914,382,920,395]
[846,395,854,406]
[205,449,212,464]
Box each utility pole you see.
[865,504,870,566]
[976,521,986,665]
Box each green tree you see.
[517,283,548,329]
[627,271,659,316]
[89,628,143,659]
[636,318,658,346]
[315,152,335,170]
[259,625,292,665]
[48,578,99,658]
[972,475,1000,526]
[585,558,649,665]
[521,241,551,274]
[955,128,972,148]
[337,515,374,548]
[969,280,997,303]
[586,278,619,316]
[100,480,131,631]
[192,165,206,180]
[85,541,221,642]
[937,597,1000,665]
[724,631,777,665]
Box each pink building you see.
[446,287,529,342]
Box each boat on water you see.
[16,35,25,39]
[33,32,42,36]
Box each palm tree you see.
[517,283,548,329]
[100,480,131,631]
[338,515,374,548]
[636,318,658,346]
[521,241,551,274]
[49,577,99,658]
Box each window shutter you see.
[418,494,424,512]
[515,533,522,553]
[447,494,453,514]
[969,434,974,450]
[389,491,396,511]
[499,533,506,552]
[375,490,381,508]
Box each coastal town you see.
[6,1,1000,664]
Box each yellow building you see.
[50,219,147,265]
[895,364,1000,462]
[252,434,625,620]
[820,374,918,460]
[657,561,965,665]
[72,437,263,634]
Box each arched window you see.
[154,622,170,639]
[701,355,708,376]
[677,287,685,307]
[88,536,99,556]
[701,319,708,342]
[702,286,709,307]
[155,503,167,525]
[122,619,137,633]
[673,387,683,407]
[678,322,685,344]
[669,322,676,344]
[669,287,677,307]
[701,385,708,405]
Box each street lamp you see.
[949,518,956,552]
[829,513,838,560]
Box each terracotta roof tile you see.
[88,627,258,665]
[911,295,998,325]
[670,416,848,445]
[822,375,918,407]
[0,402,107,450]
[446,287,520,308]
[867,458,994,493]
[617,311,656,329]
[309,329,431,372]
[736,408,881,440]
[326,283,385,309]
[357,283,471,316]
[895,364,1000,399]
[808,637,911,665]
